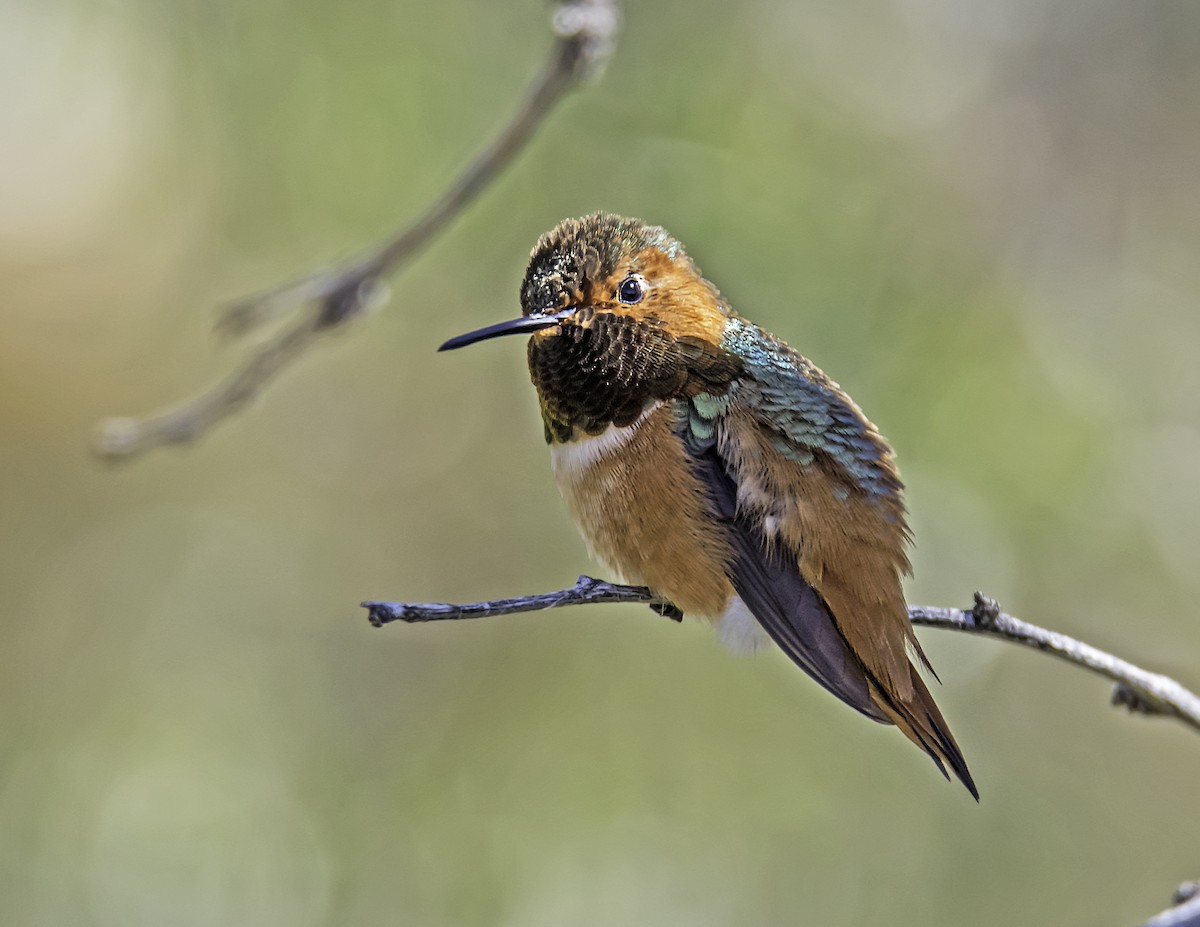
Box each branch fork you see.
[93,0,620,461]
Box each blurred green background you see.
[2,1,1198,924]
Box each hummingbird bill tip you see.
[439,311,570,352]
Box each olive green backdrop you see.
[2,1,1198,925]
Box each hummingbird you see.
[440,213,977,798]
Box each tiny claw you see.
[649,600,684,622]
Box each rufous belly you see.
[548,402,735,621]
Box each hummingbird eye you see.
[617,275,645,305]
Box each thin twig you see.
[364,576,662,624]
[363,575,658,627]
[93,0,620,460]
[362,578,1200,735]
[910,593,1200,734]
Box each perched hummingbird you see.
[441,213,977,798]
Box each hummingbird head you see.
[441,213,742,441]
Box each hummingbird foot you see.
[648,600,684,622]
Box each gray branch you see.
[92,0,620,461]
[363,579,1200,735]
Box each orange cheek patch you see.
[598,248,729,345]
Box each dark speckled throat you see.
[518,213,737,442]
[528,313,740,442]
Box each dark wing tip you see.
[928,711,980,801]
[868,667,979,800]
[897,672,979,800]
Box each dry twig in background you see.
[92,0,620,461]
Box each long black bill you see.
[439,310,571,351]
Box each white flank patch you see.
[549,402,663,478]
[716,595,769,655]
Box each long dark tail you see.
[723,505,978,799]
[869,668,979,800]
[689,437,978,798]
[730,542,979,799]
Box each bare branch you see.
[909,593,1200,734]
[364,575,659,627]
[93,0,621,460]
[95,315,322,457]
[362,579,1200,735]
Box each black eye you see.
[617,275,645,304]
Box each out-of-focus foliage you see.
[2,1,1197,924]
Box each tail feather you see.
[870,668,979,800]
[686,435,977,797]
